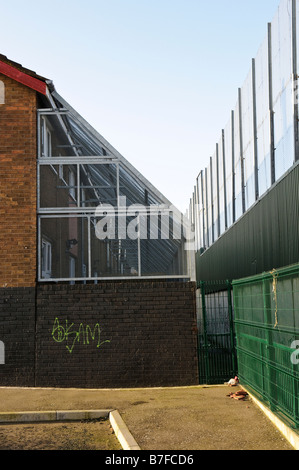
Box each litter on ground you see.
[227,390,249,401]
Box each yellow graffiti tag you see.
[51,318,110,354]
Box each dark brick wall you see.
[0,281,198,389]
[35,281,198,388]
[0,288,36,386]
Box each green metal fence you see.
[197,281,238,385]
[233,263,299,429]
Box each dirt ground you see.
[0,419,121,450]
[0,385,295,451]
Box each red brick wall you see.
[0,74,37,287]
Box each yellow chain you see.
[270,269,279,328]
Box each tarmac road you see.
[0,385,295,451]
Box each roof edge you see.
[0,57,47,95]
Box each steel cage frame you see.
[36,107,192,283]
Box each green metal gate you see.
[197,280,238,385]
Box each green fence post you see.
[227,280,237,375]
[262,275,275,411]
[200,281,210,384]
[292,362,298,428]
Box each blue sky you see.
[1,0,281,211]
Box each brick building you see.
[0,55,198,388]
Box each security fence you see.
[37,105,192,283]
[233,263,299,429]
[197,281,237,385]
[190,0,299,256]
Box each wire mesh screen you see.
[233,263,299,429]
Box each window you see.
[0,341,4,365]
[0,81,5,104]
[69,169,76,200]
[81,188,86,207]
[46,129,52,157]
[42,239,52,279]
[41,117,52,157]
[69,256,76,285]
[59,164,64,180]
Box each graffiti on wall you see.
[51,318,110,354]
